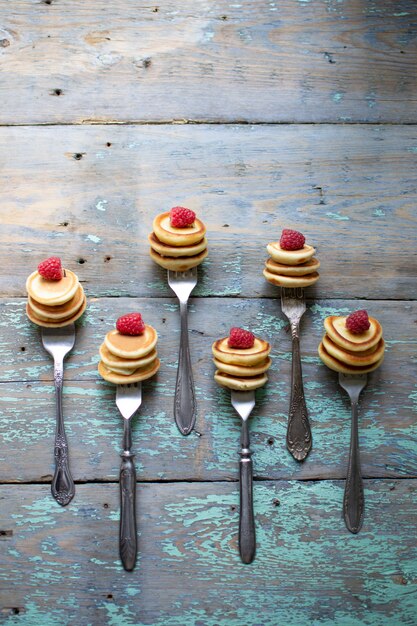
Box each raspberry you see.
[280,229,305,251]
[116,313,146,336]
[170,206,196,228]
[38,256,63,280]
[228,327,255,349]
[346,310,370,334]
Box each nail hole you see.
[12,609,20,615]
[73,153,84,160]
[267,437,274,446]
[43,0,53,4]
[51,88,62,96]
[230,505,236,511]
[223,224,229,227]
[0,530,13,536]
[103,503,109,509]
[106,142,112,147]
[152,6,158,11]
[99,318,104,322]
[78,258,86,264]
[107,594,113,600]
[273,499,280,507]
[59,221,69,227]
[26,384,32,389]
[142,57,152,68]
[162,318,166,323]
[221,15,227,20]
[20,346,26,352]
[104,256,111,262]
[400,50,405,54]
[0,39,10,47]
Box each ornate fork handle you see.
[286,323,312,461]
[343,399,364,533]
[174,300,196,436]
[51,361,75,506]
[119,452,137,571]
[239,420,256,564]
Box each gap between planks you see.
[0,120,416,128]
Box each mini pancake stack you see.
[212,328,271,391]
[263,229,320,288]
[149,207,208,271]
[98,313,160,384]
[26,257,86,327]
[318,312,385,374]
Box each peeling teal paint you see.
[326,211,349,221]
[332,92,344,103]
[86,234,101,244]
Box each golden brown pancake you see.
[99,343,158,370]
[26,295,87,328]
[28,285,84,321]
[149,247,208,271]
[322,334,385,366]
[266,243,316,266]
[265,257,320,277]
[212,337,271,367]
[214,370,268,391]
[148,232,208,258]
[324,316,382,353]
[263,268,319,288]
[26,269,79,306]
[213,357,271,377]
[153,212,206,246]
[104,325,157,359]
[318,342,384,374]
[98,358,160,383]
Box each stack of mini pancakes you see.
[149,211,208,271]
[212,335,272,390]
[26,268,86,327]
[318,315,385,374]
[263,240,320,288]
[98,324,160,383]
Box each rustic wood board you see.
[0,1,415,124]
[1,124,416,300]
[1,481,416,625]
[1,297,415,482]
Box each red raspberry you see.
[38,256,63,280]
[170,206,196,228]
[346,310,370,334]
[228,327,255,349]
[116,313,146,336]
[280,229,305,251]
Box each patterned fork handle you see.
[287,322,312,461]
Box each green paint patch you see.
[332,92,344,103]
[326,211,349,221]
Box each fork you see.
[280,287,312,461]
[41,323,76,506]
[338,373,367,534]
[116,382,142,571]
[167,267,198,435]
[231,390,256,564]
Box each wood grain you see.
[1,481,416,625]
[1,124,416,300]
[0,1,415,124]
[1,297,415,482]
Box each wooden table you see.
[1,2,416,624]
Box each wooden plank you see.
[0,1,415,124]
[1,481,416,625]
[1,124,416,300]
[1,297,415,482]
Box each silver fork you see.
[231,390,256,564]
[41,323,76,506]
[338,373,367,534]
[167,267,198,435]
[116,382,142,571]
[280,287,312,461]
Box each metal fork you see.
[338,373,367,534]
[231,390,256,564]
[167,267,198,435]
[280,287,312,461]
[116,382,142,571]
[41,323,76,506]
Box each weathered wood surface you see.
[1,124,416,300]
[1,481,416,626]
[1,297,415,482]
[0,1,416,124]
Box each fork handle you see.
[239,421,256,564]
[174,300,196,436]
[51,360,75,506]
[287,331,312,461]
[119,452,137,571]
[343,401,364,533]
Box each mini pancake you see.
[99,343,158,370]
[324,316,382,353]
[213,357,272,377]
[318,342,384,374]
[263,268,319,288]
[26,269,79,306]
[153,212,206,246]
[28,285,84,321]
[214,370,268,391]
[26,295,87,328]
[98,358,160,384]
[322,334,385,366]
[149,247,208,271]
[148,232,208,258]
[266,242,315,266]
[212,337,271,367]
[265,257,320,277]
[104,325,157,359]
